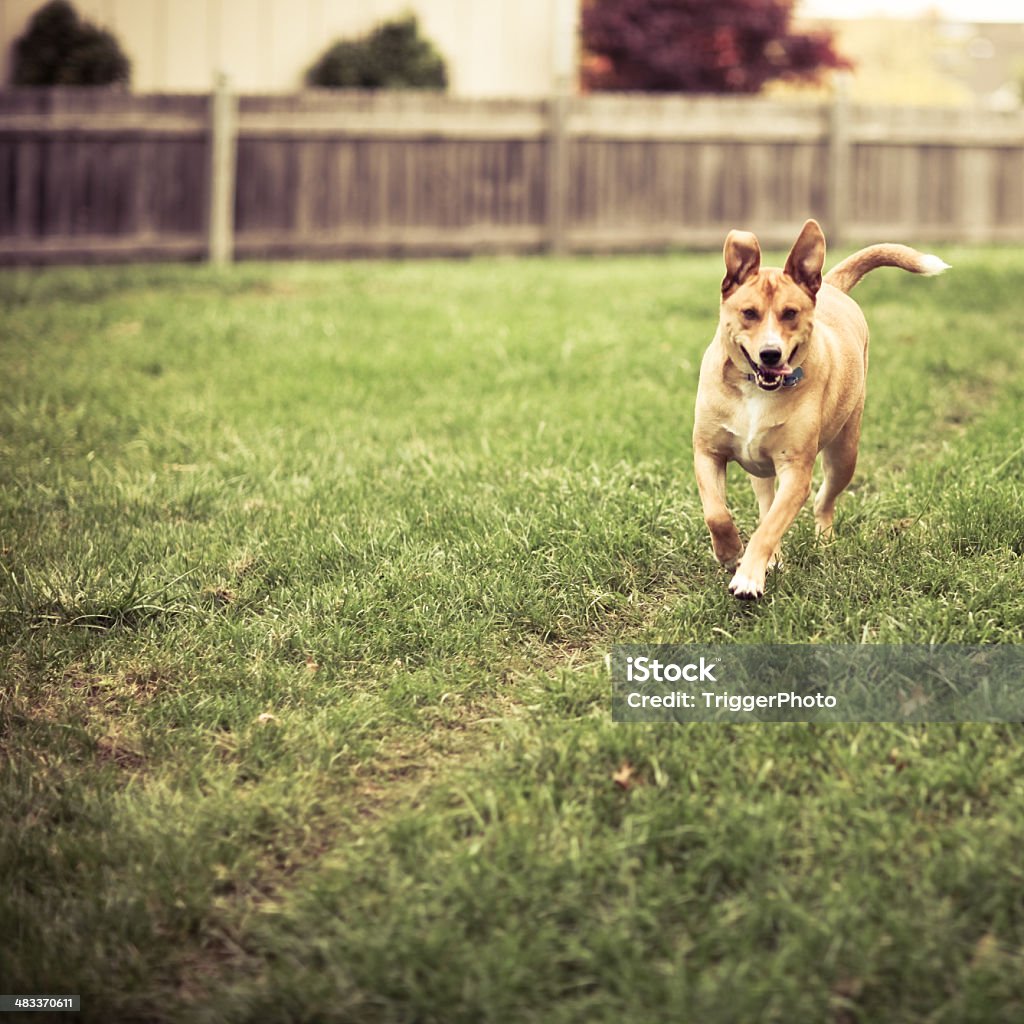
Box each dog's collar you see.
[746,366,804,390]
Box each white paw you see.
[767,549,784,571]
[729,570,765,600]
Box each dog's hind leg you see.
[695,450,744,569]
[749,474,783,569]
[814,410,862,538]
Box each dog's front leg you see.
[748,474,783,569]
[729,460,813,599]
[694,449,743,570]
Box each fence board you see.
[2,87,1024,265]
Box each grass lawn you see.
[2,248,1024,1023]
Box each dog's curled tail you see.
[824,244,951,294]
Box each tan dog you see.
[693,219,949,599]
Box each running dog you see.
[692,219,949,599]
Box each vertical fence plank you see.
[545,91,569,254]
[899,145,921,235]
[14,140,40,238]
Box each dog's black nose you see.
[759,347,782,366]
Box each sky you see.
[798,0,1024,20]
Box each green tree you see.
[11,0,131,87]
[307,15,447,90]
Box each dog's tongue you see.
[760,363,793,378]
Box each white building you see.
[0,0,578,96]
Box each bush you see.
[307,15,447,90]
[11,0,131,86]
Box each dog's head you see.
[719,219,825,392]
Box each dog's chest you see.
[723,390,787,477]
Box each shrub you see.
[10,0,131,86]
[582,0,849,94]
[307,15,447,90]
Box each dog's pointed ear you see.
[722,230,761,297]
[784,219,825,299]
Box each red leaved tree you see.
[581,0,850,93]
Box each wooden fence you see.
[2,85,1023,265]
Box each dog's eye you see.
[741,308,760,321]
[780,308,799,322]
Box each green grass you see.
[2,249,1023,1023]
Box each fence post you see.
[208,72,237,265]
[827,72,852,247]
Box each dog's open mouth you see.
[753,363,791,391]
[742,348,796,391]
